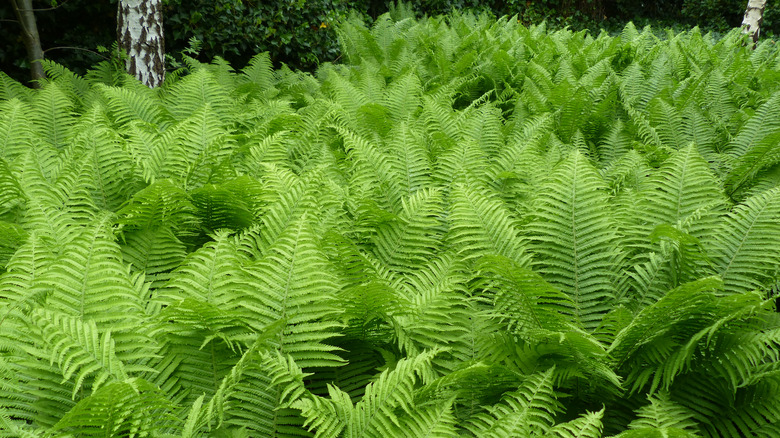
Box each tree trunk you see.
[10,0,45,87]
[117,0,165,88]
[742,0,768,44]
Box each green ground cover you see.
[1,12,780,437]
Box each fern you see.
[527,150,624,330]
[3,12,780,437]
[706,186,780,294]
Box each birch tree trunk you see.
[742,0,768,44]
[10,0,45,87]
[117,0,165,88]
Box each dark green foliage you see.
[2,11,780,438]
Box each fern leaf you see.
[29,82,74,150]
[243,216,343,368]
[30,308,128,397]
[706,186,780,294]
[53,378,178,436]
[527,150,623,330]
[544,408,605,438]
[465,368,561,437]
[372,188,444,272]
[448,183,529,267]
[0,99,34,161]
[32,215,145,325]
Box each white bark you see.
[742,0,768,44]
[117,0,165,88]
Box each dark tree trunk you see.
[117,0,165,88]
[10,0,45,87]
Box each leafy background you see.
[2,0,780,84]
[2,8,780,438]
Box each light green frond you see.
[338,126,402,209]
[29,309,128,396]
[0,221,26,272]
[608,277,723,393]
[0,158,23,212]
[0,411,44,438]
[632,144,726,247]
[432,139,489,186]
[165,69,234,122]
[527,150,623,330]
[121,227,188,288]
[53,378,179,436]
[724,131,780,197]
[465,368,561,437]
[296,349,440,438]
[461,104,505,156]
[29,82,74,150]
[544,408,605,438]
[0,232,57,321]
[476,255,575,334]
[98,83,167,127]
[243,217,343,368]
[385,122,433,198]
[159,230,245,308]
[628,392,698,431]
[237,52,277,99]
[0,71,32,101]
[386,399,459,438]
[0,99,34,161]
[648,98,686,150]
[372,188,443,272]
[190,179,258,233]
[69,125,141,211]
[706,186,780,294]
[724,92,780,161]
[447,183,529,267]
[160,104,234,187]
[383,73,422,121]
[118,179,196,231]
[41,60,92,107]
[32,215,145,325]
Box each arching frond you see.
[706,186,780,294]
[447,183,529,267]
[527,150,624,330]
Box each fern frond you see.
[545,408,605,438]
[476,254,575,334]
[32,215,145,325]
[158,230,246,308]
[465,368,561,437]
[706,186,780,294]
[527,150,623,330]
[372,188,443,272]
[242,216,343,368]
[608,277,723,393]
[724,92,780,161]
[447,182,529,267]
[0,99,34,161]
[53,378,179,436]
[98,83,168,128]
[118,179,196,231]
[0,71,33,101]
[160,104,234,187]
[29,82,74,150]
[29,308,128,397]
[164,69,234,122]
[295,349,441,438]
[121,227,187,288]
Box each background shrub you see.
[2,0,780,85]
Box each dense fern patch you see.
[2,12,780,438]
